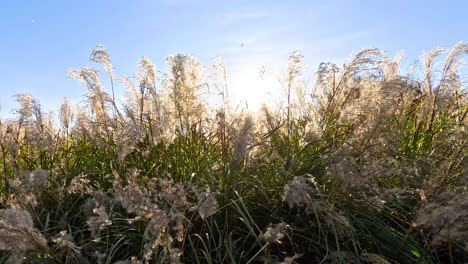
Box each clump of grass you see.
[0,43,466,263]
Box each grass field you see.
[0,43,466,263]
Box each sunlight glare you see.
[228,66,281,112]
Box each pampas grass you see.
[0,43,466,263]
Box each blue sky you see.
[0,0,466,114]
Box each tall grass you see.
[0,43,466,263]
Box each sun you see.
[228,66,281,112]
